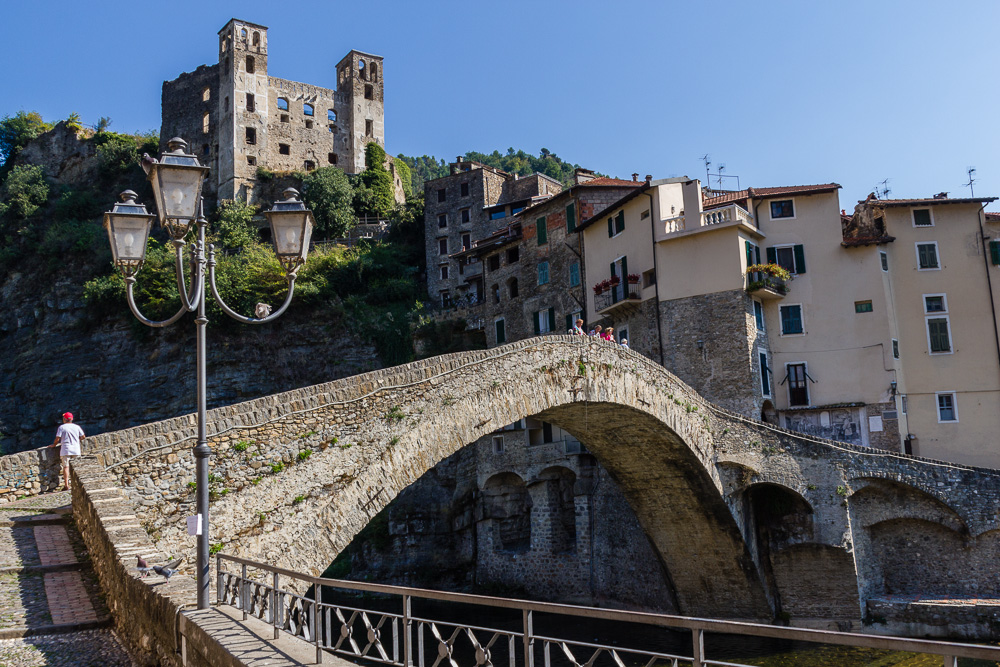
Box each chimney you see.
[632,173,639,182]
[645,175,652,184]
[574,167,596,185]
[933,192,949,200]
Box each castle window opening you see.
[437,214,447,228]
[507,247,519,263]
[488,254,501,272]
[221,37,227,53]
[279,143,290,155]
[328,109,336,121]
[437,188,446,203]
[358,59,366,74]
[493,284,501,304]
[365,119,373,136]
[277,97,289,111]
[247,156,257,166]
[240,28,247,39]
[202,144,210,156]
[328,124,336,133]
[303,103,314,116]
[252,31,260,46]
[202,112,210,134]
[461,208,470,224]
[440,264,449,280]
[370,62,378,82]
[328,153,337,165]
[364,85,374,100]
[281,114,289,123]
[509,277,519,298]
[461,182,469,197]
[246,93,255,112]
[438,238,448,255]
[245,55,255,74]
[304,160,315,171]
[201,87,210,102]
[305,120,314,129]
[462,233,471,250]
[245,127,256,145]
[492,436,504,454]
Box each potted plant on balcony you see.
[593,281,606,295]
[745,263,792,295]
[627,273,640,284]
[609,275,621,287]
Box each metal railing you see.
[595,283,641,311]
[216,553,1000,667]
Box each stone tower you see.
[217,19,270,202]
[335,51,385,174]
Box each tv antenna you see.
[874,178,891,200]
[707,162,741,191]
[964,166,977,197]
[699,154,711,185]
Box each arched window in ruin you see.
[303,103,314,117]
[240,28,247,39]
[482,473,532,552]
[201,87,210,102]
[508,277,519,299]
[328,109,336,122]
[252,31,260,46]
[370,62,378,83]
[537,466,578,553]
[358,59,366,78]
[245,56,255,74]
[277,98,289,111]
[202,112,209,134]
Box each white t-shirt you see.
[56,423,85,456]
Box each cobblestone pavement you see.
[0,493,134,665]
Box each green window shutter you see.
[745,241,753,267]
[793,245,806,274]
[533,311,540,335]
[616,210,625,233]
[610,261,616,277]
[766,246,777,264]
[566,204,576,232]
[608,218,614,237]
[565,314,572,331]
[537,217,547,245]
[496,320,506,344]
[755,246,761,264]
[991,240,1000,266]
[621,255,628,282]
[928,318,950,352]
[569,262,580,286]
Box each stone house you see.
[160,19,403,206]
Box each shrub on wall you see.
[302,166,355,238]
[360,142,394,216]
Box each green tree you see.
[0,164,48,226]
[302,166,356,238]
[360,143,394,216]
[213,199,259,248]
[94,132,139,177]
[0,111,52,175]
[393,158,413,200]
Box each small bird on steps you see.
[136,556,152,578]
[153,558,183,580]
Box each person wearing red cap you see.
[49,412,85,491]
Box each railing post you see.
[273,572,281,640]
[522,609,534,667]
[241,563,248,620]
[943,656,958,667]
[403,594,412,667]
[691,628,704,667]
[314,583,323,664]
[215,555,221,606]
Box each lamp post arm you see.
[124,277,191,328]
[173,240,204,312]
[207,245,297,325]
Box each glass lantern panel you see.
[109,216,152,262]
[271,215,306,256]
[155,166,203,221]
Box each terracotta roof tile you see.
[703,183,841,209]
[871,196,998,207]
[986,211,1000,222]
[578,177,644,187]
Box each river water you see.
[318,590,999,667]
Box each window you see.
[305,120,313,129]
[936,392,957,422]
[438,238,448,255]
[279,143,290,155]
[461,208,470,224]
[536,217,547,245]
[753,300,764,331]
[440,264,449,280]
[991,240,1000,266]
[441,291,450,308]
[328,109,336,121]
[768,245,806,274]
[202,112,210,134]
[566,204,577,231]
[492,436,505,454]
[277,98,289,111]
[769,199,795,219]
[874,216,886,236]
[892,338,899,359]
[533,308,555,334]
[542,422,553,443]
[643,268,656,288]
[880,251,888,272]
[509,278,519,298]
[252,31,260,46]
[855,300,873,313]
[437,214,447,229]
[490,210,507,221]
[365,84,374,100]
[365,119,373,136]
[245,127,256,145]
[916,242,939,270]
[304,160,315,171]
[495,318,506,345]
[245,55,255,74]
[488,255,500,271]
[786,363,809,406]
[759,352,771,397]
[437,189,446,203]
[303,103,314,116]
[461,234,471,251]
[328,153,337,165]
[569,262,580,287]
[247,156,257,166]
[608,210,625,237]
[640,209,650,220]
[924,294,947,313]
[512,206,525,215]
[371,63,378,82]
[506,247,519,263]
[281,114,289,123]
[537,261,549,285]
[779,304,803,335]
[926,317,952,354]
[329,124,336,133]
[461,182,469,197]
[493,283,501,304]
[202,87,211,102]
[246,93,255,111]
[912,208,933,227]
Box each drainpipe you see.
[977,205,1000,386]
[643,187,665,366]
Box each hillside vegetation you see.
[397,148,590,195]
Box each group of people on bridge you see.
[568,318,628,348]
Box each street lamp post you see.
[103,138,313,608]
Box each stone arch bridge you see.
[10,336,1000,628]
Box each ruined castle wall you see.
[160,65,220,199]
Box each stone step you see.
[0,617,111,641]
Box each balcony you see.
[746,264,791,300]
[659,204,755,239]
[595,281,642,314]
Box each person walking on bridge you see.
[49,412,85,491]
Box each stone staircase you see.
[0,491,133,666]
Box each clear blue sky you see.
[1,0,997,210]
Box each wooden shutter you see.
[793,245,806,274]
[745,241,753,267]
[621,256,628,284]
[616,210,625,233]
[766,247,777,264]
[991,240,1000,266]
[537,217,547,245]
[566,204,576,232]
[533,311,540,335]
[608,218,614,237]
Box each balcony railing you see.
[660,204,754,238]
[745,264,791,299]
[595,282,641,312]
